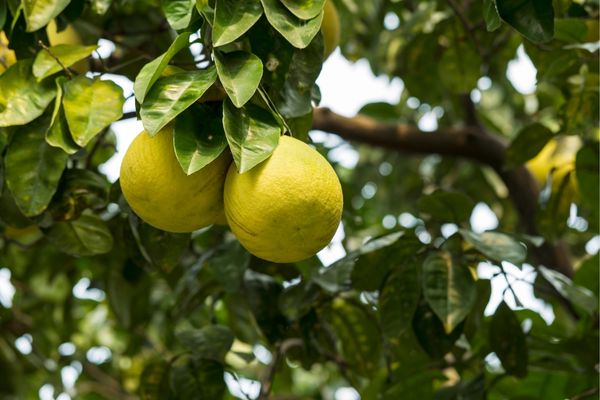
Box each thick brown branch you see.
[312,107,574,278]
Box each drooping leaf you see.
[222,99,280,173]
[134,32,191,104]
[495,0,554,43]
[170,359,226,400]
[280,0,324,20]
[4,114,68,216]
[460,229,527,265]
[48,169,110,221]
[490,301,528,377]
[162,0,196,30]
[212,0,263,47]
[422,251,476,333]
[204,240,250,292]
[140,68,217,135]
[505,123,554,169]
[538,266,598,315]
[176,325,234,362]
[0,60,56,127]
[62,76,124,146]
[483,0,502,31]
[23,0,70,32]
[214,50,263,108]
[33,44,97,80]
[379,259,420,338]
[44,210,114,256]
[45,76,79,154]
[260,0,323,49]
[418,190,475,223]
[173,103,228,175]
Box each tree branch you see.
[311,107,574,278]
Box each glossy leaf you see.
[204,240,250,292]
[280,0,324,20]
[496,0,554,43]
[222,99,280,173]
[63,76,124,146]
[162,0,195,30]
[177,325,234,362]
[33,44,97,80]
[134,32,191,104]
[261,0,323,49]
[214,51,263,108]
[212,0,263,47]
[505,123,554,169]
[45,76,79,154]
[23,0,70,32]
[0,60,56,127]
[490,301,528,377]
[483,0,502,31]
[140,68,217,135]
[418,190,475,223]
[173,103,228,175]
[4,115,68,216]
[422,251,476,333]
[44,211,114,256]
[460,229,527,265]
[379,259,420,338]
[538,266,598,315]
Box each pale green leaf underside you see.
[33,44,98,80]
[260,0,323,49]
[23,0,70,32]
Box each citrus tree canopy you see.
[0,0,598,399]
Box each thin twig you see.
[571,387,599,400]
[259,339,304,399]
[38,40,73,78]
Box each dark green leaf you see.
[439,42,480,93]
[573,254,599,298]
[496,0,554,43]
[139,361,172,400]
[23,0,70,32]
[278,281,320,320]
[483,0,502,31]
[177,325,234,362]
[538,266,598,315]
[162,0,195,30]
[33,44,97,80]
[280,0,324,20]
[214,50,263,108]
[141,68,217,135]
[48,169,110,221]
[417,190,475,223]
[460,229,527,265]
[490,301,528,377]
[170,359,226,400]
[205,240,250,292]
[576,143,599,219]
[422,251,476,333]
[44,211,114,256]
[136,223,190,271]
[505,123,554,169]
[261,0,323,49]
[4,114,68,216]
[134,32,191,104]
[222,99,280,173]
[173,103,228,175]
[212,0,263,47]
[0,60,56,127]
[63,76,124,146]
[379,259,420,338]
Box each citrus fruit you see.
[527,136,581,188]
[322,0,340,59]
[120,127,231,233]
[46,20,88,73]
[224,135,343,263]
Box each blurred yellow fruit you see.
[46,20,88,73]
[0,31,17,73]
[120,128,231,233]
[224,135,343,263]
[322,0,340,59]
[526,136,581,194]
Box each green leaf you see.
[505,123,554,169]
[417,190,475,223]
[554,18,589,43]
[4,114,68,216]
[490,301,528,377]
[139,361,172,400]
[134,32,191,104]
[422,251,476,333]
[573,254,599,298]
[483,0,502,31]
[45,76,79,154]
[212,0,263,47]
[63,76,124,146]
[173,103,228,175]
[204,240,250,292]
[135,224,190,271]
[222,99,280,173]
[496,0,554,43]
[176,325,234,362]
[90,0,112,15]
[0,1,6,30]
[439,42,480,93]
[576,143,599,220]
[280,0,324,20]
[214,51,263,108]
[33,44,98,80]
[379,259,420,338]
[22,0,70,32]
[538,266,598,315]
[48,169,110,221]
[460,229,527,265]
[140,68,217,136]
[0,60,56,127]
[44,211,114,256]
[170,359,226,400]
[162,0,196,30]
[260,0,323,49]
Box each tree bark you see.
[312,107,574,278]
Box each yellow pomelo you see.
[526,136,581,195]
[224,135,343,263]
[120,128,231,233]
[322,0,340,60]
[0,31,16,73]
[46,20,88,73]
